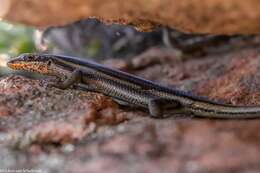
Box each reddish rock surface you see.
[2,0,260,34]
[1,41,260,172]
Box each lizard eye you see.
[26,56,34,61]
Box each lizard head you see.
[7,53,69,77]
[7,53,54,75]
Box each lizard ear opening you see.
[47,60,52,66]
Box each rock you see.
[1,40,260,172]
[0,75,128,148]
[1,0,260,34]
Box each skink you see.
[7,53,260,118]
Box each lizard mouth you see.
[7,60,26,70]
[7,60,50,74]
[7,62,22,70]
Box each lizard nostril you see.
[6,62,12,68]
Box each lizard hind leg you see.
[148,98,182,118]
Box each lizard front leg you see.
[49,69,83,89]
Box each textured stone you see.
[1,39,260,172]
[1,0,260,34]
